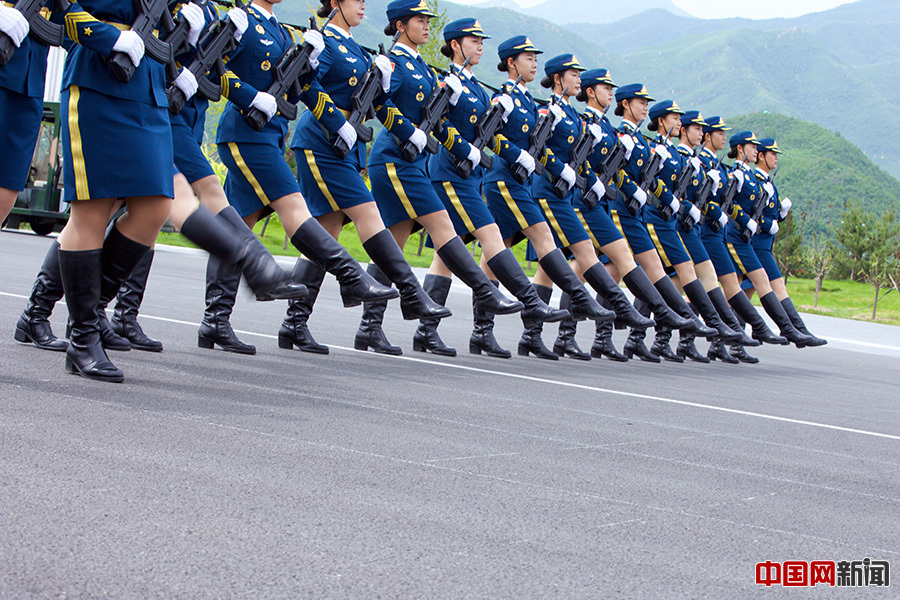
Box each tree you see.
[773,211,803,283]
[856,207,900,319]
[419,0,449,68]
[832,201,870,281]
[804,230,834,307]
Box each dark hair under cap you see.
[317,0,333,19]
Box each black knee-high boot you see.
[653,276,717,338]
[728,291,787,345]
[583,263,654,329]
[437,237,522,315]
[621,267,692,330]
[363,229,451,320]
[289,218,398,307]
[781,298,827,347]
[591,295,628,361]
[111,249,163,352]
[651,325,683,362]
[553,293,590,360]
[759,291,814,347]
[677,330,710,363]
[15,241,67,351]
[623,302,660,363]
[708,340,739,364]
[487,249,568,323]
[518,284,558,360]
[538,249,611,322]
[729,344,759,363]
[279,259,328,354]
[180,206,307,301]
[708,286,758,347]
[355,264,402,355]
[682,279,743,343]
[197,254,256,354]
[469,281,511,358]
[413,274,456,356]
[59,248,123,382]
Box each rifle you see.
[399,56,471,162]
[636,125,677,219]
[672,145,700,232]
[166,1,244,114]
[509,87,566,184]
[331,30,400,159]
[244,8,336,132]
[551,107,602,199]
[742,167,777,242]
[0,0,68,65]
[594,113,635,205]
[108,0,175,83]
[452,74,523,179]
[684,150,727,233]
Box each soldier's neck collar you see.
[251,3,275,20]
[395,42,419,59]
[326,23,351,39]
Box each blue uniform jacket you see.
[167,0,219,141]
[0,0,54,96]
[614,119,673,214]
[697,146,725,224]
[58,0,167,107]
[724,161,758,237]
[751,168,781,249]
[368,44,471,168]
[533,95,596,199]
[216,5,313,145]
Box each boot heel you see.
[468,342,482,355]
[65,356,76,374]
[412,340,427,353]
[341,292,362,308]
[623,347,635,359]
[517,344,530,357]
[277,333,294,349]
[198,334,215,349]
[13,327,31,343]
[354,339,369,351]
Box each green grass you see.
[156,216,540,275]
[772,277,900,327]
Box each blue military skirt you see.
[572,189,624,250]
[171,120,215,184]
[61,86,174,202]
[217,140,301,217]
[608,194,656,256]
[643,205,691,268]
[752,245,782,280]
[699,223,736,276]
[368,160,446,228]
[680,225,711,264]
[532,178,590,250]
[431,168,495,238]
[483,175,546,244]
[295,147,375,218]
[0,86,42,191]
[725,226,764,275]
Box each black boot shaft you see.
[781,297,827,347]
[198,254,256,354]
[622,267,692,330]
[279,258,329,354]
[488,249,568,324]
[412,274,456,356]
[682,279,743,343]
[728,291,787,345]
[708,286,759,347]
[355,264,402,355]
[437,237,522,316]
[654,276,717,337]
[760,292,814,346]
[584,264,653,329]
[15,241,67,351]
[111,249,162,352]
[538,249,610,322]
[553,293,590,360]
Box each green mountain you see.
[723,113,900,238]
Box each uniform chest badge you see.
[514,98,521,107]
[671,173,677,181]
[750,194,756,200]
[255,24,265,34]
[567,135,575,144]
[637,159,644,167]
[469,114,477,124]
[260,39,273,46]
[769,202,775,208]
[416,91,425,102]
[412,73,423,80]
[522,124,529,133]
[601,147,608,155]
[261,60,271,71]
[406,62,415,70]
[692,179,699,186]
[349,76,358,86]
[339,44,348,53]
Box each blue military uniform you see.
[215,3,311,216]
[672,110,712,266]
[168,0,219,184]
[482,36,566,244]
[697,116,736,276]
[0,1,53,191]
[59,0,174,202]
[749,137,785,280]
[723,130,766,275]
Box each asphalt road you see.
[2,231,899,599]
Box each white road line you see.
[827,336,900,351]
[3,292,899,442]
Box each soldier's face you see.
[711,130,726,150]
[596,83,614,107]
[743,143,758,162]
[661,112,681,136]
[559,69,581,96]
[457,36,483,66]
[402,15,430,46]
[628,98,649,119]
[684,123,703,146]
[512,52,538,82]
[339,0,365,26]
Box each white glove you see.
[493,94,513,121]
[559,164,576,190]
[668,197,680,214]
[548,104,564,131]
[173,67,198,99]
[179,2,205,47]
[226,8,248,41]
[707,169,720,188]
[590,179,606,199]
[768,220,779,235]
[444,73,463,106]
[632,187,648,208]
[250,91,277,120]
[780,197,792,219]
[112,30,145,68]
[689,156,702,175]
[733,169,745,193]
[689,204,702,224]
[746,218,758,235]
[653,144,671,161]
[514,149,535,176]
[408,128,427,153]
[374,54,392,93]
[336,121,357,149]
[303,29,324,69]
[717,213,728,229]
[763,181,775,198]
[0,4,30,47]
[464,145,481,171]
[588,123,604,147]
[618,133,635,160]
